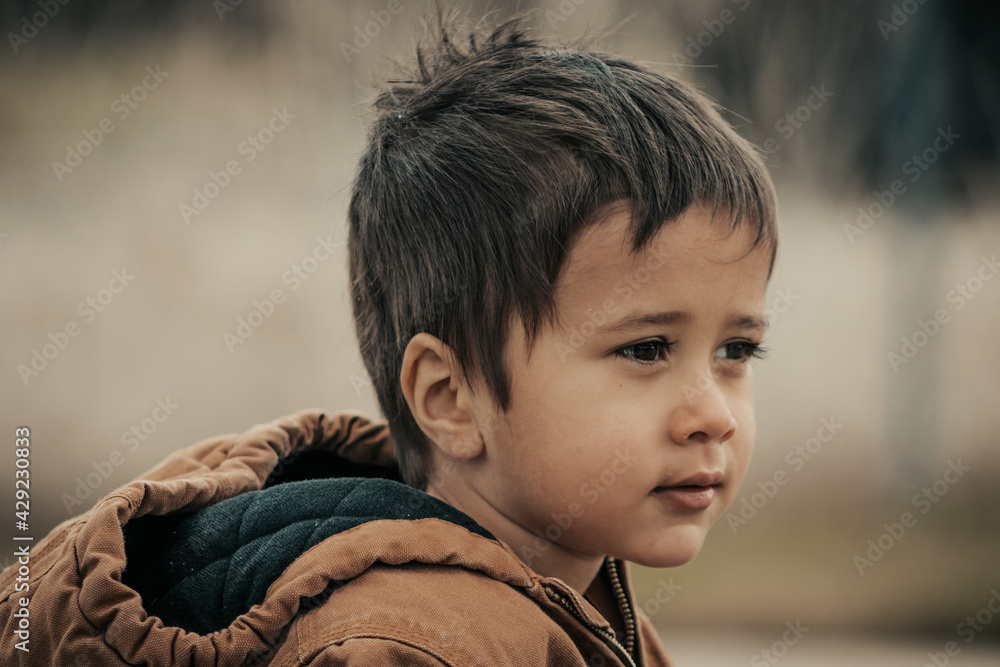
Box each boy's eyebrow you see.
[600,310,769,333]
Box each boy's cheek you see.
[726,434,756,486]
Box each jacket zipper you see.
[546,587,638,667]
[605,558,637,658]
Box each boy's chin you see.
[626,525,708,568]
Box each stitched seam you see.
[286,518,531,585]
[303,630,463,666]
[223,489,259,622]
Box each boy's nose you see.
[668,374,737,445]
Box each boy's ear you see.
[400,333,484,460]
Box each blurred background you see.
[1,0,998,664]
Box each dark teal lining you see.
[121,476,494,633]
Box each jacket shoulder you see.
[277,562,587,666]
[277,637,450,666]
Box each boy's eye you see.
[614,340,674,365]
[614,339,769,366]
[715,340,768,362]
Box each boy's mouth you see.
[651,471,724,511]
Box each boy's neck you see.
[425,482,605,595]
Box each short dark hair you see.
[347,9,778,489]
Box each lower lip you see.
[652,485,717,511]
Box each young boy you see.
[0,10,777,667]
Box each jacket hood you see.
[0,409,667,666]
[121,446,495,634]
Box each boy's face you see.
[473,204,772,569]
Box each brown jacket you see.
[0,409,675,666]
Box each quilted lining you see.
[121,477,495,633]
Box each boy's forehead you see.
[560,204,760,284]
